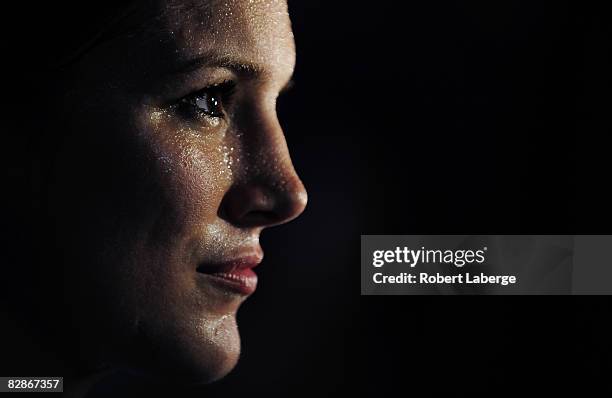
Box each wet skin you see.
[50,0,306,383]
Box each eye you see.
[179,81,235,119]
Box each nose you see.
[219,117,307,229]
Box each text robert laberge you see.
[371,246,518,287]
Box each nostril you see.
[219,181,307,229]
[240,210,275,226]
[219,184,275,228]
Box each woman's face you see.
[51,0,306,382]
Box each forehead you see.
[153,0,295,70]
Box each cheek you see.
[147,119,235,231]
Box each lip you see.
[197,254,262,295]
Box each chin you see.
[133,311,243,385]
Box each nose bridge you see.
[219,109,307,229]
[240,110,300,189]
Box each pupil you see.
[209,96,219,109]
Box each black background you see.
[198,0,611,396]
[205,1,610,396]
[2,0,611,396]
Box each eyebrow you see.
[172,51,295,92]
[175,52,264,79]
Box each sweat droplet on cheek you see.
[145,107,236,223]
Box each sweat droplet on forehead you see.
[159,0,295,70]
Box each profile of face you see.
[48,0,306,383]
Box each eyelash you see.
[177,80,236,121]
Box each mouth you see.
[196,254,262,295]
